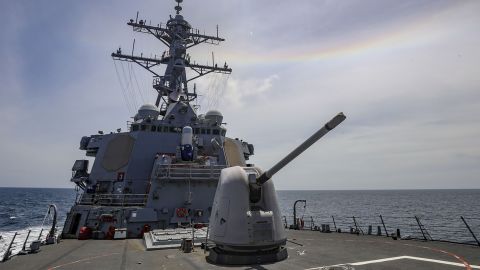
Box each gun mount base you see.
[207,246,288,265]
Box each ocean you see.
[1,188,479,258]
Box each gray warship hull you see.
[62,0,253,240]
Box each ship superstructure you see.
[62,0,254,239]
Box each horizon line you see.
[1,186,479,191]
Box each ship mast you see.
[112,0,232,116]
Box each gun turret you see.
[208,112,346,265]
[257,112,346,185]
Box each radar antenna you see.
[111,0,232,115]
[175,0,183,15]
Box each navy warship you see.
[1,1,479,269]
[62,0,251,241]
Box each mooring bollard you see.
[368,225,372,235]
[397,228,401,239]
[181,238,193,253]
[350,227,354,234]
[377,226,382,236]
[321,224,326,232]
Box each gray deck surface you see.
[1,230,478,270]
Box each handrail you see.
[283,213,480,246]
[154,164,225,180]
[461,216,480,247]
[78,193,148,206]
[1,228,51,262]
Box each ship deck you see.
[2,229,479,270]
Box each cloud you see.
[0,0,479,190]
[222,74,279,109]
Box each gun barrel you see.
[257,112,346,185]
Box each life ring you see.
[176,208,188,218]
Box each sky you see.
[0,0,479,189]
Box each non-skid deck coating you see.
[1,230,479,270]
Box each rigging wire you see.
[214,74,229,109]
[126,61,139,108]
[130,62,146,104]
[113,60,134,114]
[211,74,221,109]
[119,60,134,110]
[207,73,229,110]
[206,73,220,110]
[120,61,139,110]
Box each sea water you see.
[1,188,479,258]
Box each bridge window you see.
[212,129,220,135]
[151,126,156,132]
[206,129,211,135]
[163,126,169,132]
[158,126,163,132]
[131,124,139,131]
[201,128,206,134]
[141,125,147,131]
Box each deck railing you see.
[154,164,225,180]
[0,228,51,262]
[284,214,480,247]
[77,193,148,206]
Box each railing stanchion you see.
[192,224,195,251]
[22,230,31,251]
[461,216,480,247]
[38,228,44,240]
[379,215,389,237]
[204,224,209,254]
[282,216,288,228]
[2,232,18,262]
[332,216,337,231]
[415,216,428,241]
[352,216,363,234]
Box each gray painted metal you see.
[207,166,288,264]
[62,0,253,240]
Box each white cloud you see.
[222,74,279,109]
[1,0,479,189]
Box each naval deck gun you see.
[250,112,346,203]
[207,113,346,265]
[257,112,346,185]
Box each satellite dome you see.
[135,104,160,121]
[205,110,223,125]
[139,104,158,111]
